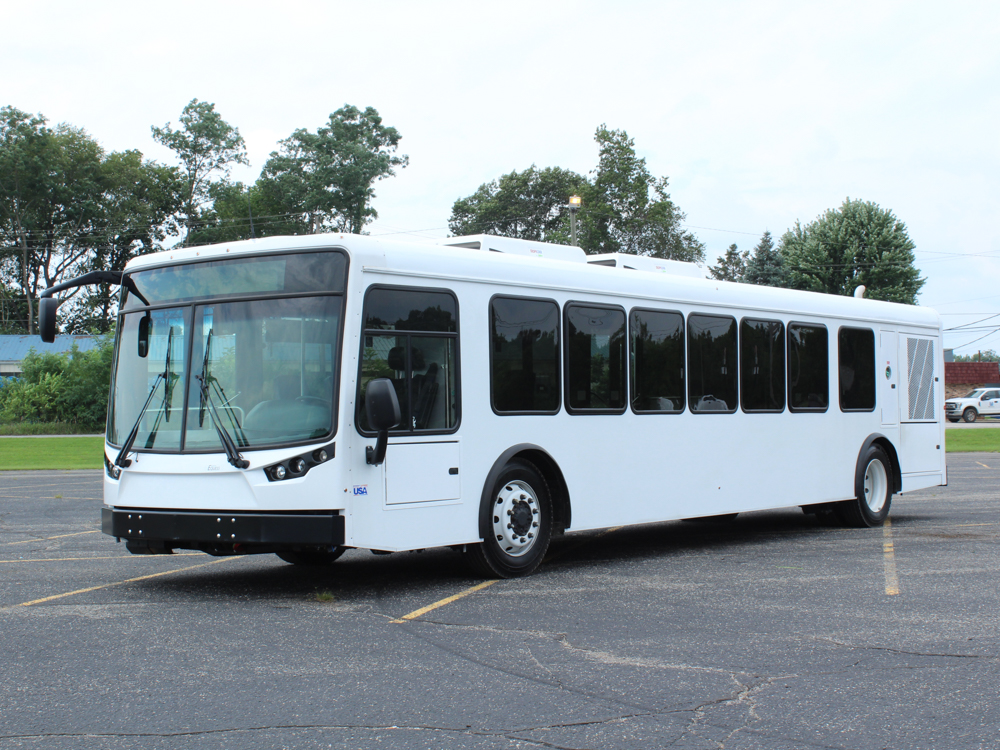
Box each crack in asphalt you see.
[812,636,990,659]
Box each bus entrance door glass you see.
[879,330,898,425]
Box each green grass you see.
[0,436,105,470]
[0,422,99,436]
[946,429,1000,453]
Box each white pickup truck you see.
[945,387,1000,422]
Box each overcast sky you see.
[6,0,999,353]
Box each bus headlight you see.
[264,442,335,482]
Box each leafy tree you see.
[448,165,587,242]
[743,230,786,287]
[448,125,704,263]
[151,99,248,245]
[779,199,924,304]
[188,179,307,246]
[953,349,1000,363]
[0,108,108,333]
[581,126,704,263]
[708,243,747,282]
[64,150,182,333]
[260,105,408,235]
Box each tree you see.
[151,99,248,245]
[449,125,705,263]
[63,150,182,333]
[448,165,588,242]
[743,230,786,287]
[186,179,308,246]
[260,105,408,235]
[779,199,924,304]
[708,243,747,282]
[0,108,108,334]
[953,349,1000,363]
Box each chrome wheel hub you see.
[863,459,889,513]
[492,480,540,557]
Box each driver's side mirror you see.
[365,378,401,466]
[38,297,60,344]
[137,313,151,358]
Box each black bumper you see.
[102,507,345,546]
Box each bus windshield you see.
[108,251,346,452]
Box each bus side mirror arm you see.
[38,270,150,344]
[365,379,401,466]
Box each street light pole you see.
[568,195,581,247]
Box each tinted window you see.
[566,304,626,412]
[839,327,876,411]
[630,309,684,412]
[358,287,459,433]
[364,288,456,332]
[688,314,738,413]
[124,251,347,309]
[490,297,560,413]
[740,318,785,412]
[788,324,828,411]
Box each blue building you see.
[0,335,100,376]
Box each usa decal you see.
[353,485,368,496]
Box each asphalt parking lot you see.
[1,457,998,750]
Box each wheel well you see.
[481,445,571,536]
[867,436,902,494]
[515,449,571,534]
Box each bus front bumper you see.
[102,507,345,552]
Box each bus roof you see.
[124,233,941,330]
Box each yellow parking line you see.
[975,461,991,469]
[391,580,498,623]
[4,530,100,546]
[0,554,201,563]
[883,517,899,596]
[9,558,235,609]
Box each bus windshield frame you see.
[107,249,349,454]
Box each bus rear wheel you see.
[837,445,892,528]
[469,459,552,578]
[276,546,346,566]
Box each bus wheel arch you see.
[468,445,570,578]
[837,435,898,527]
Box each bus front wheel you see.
[276,546,346,566]
[469,459,553,578]
[837,445,892,528]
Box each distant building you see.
[944,361,1000,400]
[0,335,100,376]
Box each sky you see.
[5,0,1000,354]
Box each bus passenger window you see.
[839,327,876,411]
[630,309,684,412]
[490,296,560,413]
[358,286,459,433]
[740,318,785,412]
[788,323,829,411]
[688,314,738,413]
[565,304,627,413]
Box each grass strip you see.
[0,423,99,436]
[946,428,1000,453]
[0,437,105,470]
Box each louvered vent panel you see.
[906,338,935,420]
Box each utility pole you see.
[568,195,581,247]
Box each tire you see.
[837,445,893,528]
[963,408,978,423]
[468,458,553,578]
[276,545,346,566]
[948,418,959,423]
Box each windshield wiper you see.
[114,372,164,468]
[198,328,249,445]
[196,372,250,469]
[115,326,175,468]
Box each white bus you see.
[39,233,946,577]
